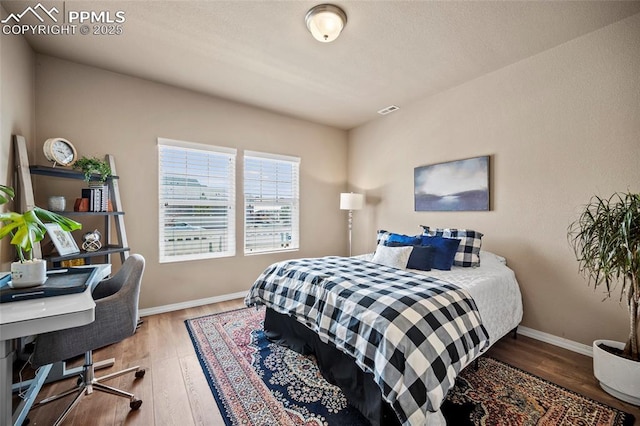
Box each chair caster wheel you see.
[135,369,146,378]
[130,398,143,410]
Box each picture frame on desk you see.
[45,223,80,256]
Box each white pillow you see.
[371,245,412,269]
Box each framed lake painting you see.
[414,156,490,211]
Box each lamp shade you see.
[340,192,364,210]
[305,4,347,43]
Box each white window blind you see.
[244,151,300,254]
[158,138,236,263]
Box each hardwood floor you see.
[14,298,639,425]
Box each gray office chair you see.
[29,254,146,425]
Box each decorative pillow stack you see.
[420,226,483,267]
[375,230,460,271]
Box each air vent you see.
[377,105,400,115]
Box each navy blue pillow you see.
[385,242,434,271]
[407,245,434,271]
[420,235,460,270]
[385,233,422,246]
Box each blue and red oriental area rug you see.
[185,307,634,426]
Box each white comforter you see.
[358,250,523,349]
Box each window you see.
[244,151,300,254]
[158,138,236,262]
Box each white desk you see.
[0,264,110,426]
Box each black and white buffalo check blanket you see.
[245,256,490,425]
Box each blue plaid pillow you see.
[376,229,391,246]
[420,226,483,267]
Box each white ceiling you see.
[3,1,640,130]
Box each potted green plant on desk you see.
[0,184,81,287]
[568,191,640,405]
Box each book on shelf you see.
[100,186,109,211]
[81,186,110,212]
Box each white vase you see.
[47,195,66,211]
[593,339,640,406]
[10,259,47,287]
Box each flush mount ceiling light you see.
[305,4,347,43]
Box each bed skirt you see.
[264,307,402,426]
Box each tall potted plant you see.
[0,184,82,287]
[568,191,639,405]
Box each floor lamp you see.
[340,192,364,256]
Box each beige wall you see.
[0,10,35,269]
[32,55,348,309]
[348,13,640,347]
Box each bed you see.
[245,250,523,426]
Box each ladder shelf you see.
[14,135,130,268]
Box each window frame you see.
[157,138,237,263]
[243,150,300,255]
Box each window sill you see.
[244,248,299,257]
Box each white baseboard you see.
[138,293,594,358]
[138,291,248,317]
[517,325,593,357]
